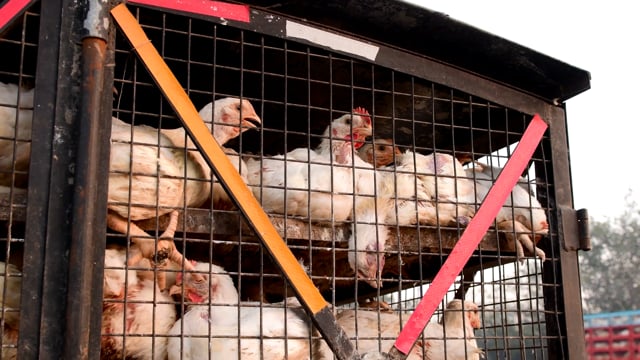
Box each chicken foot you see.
[106,210,204,290]
[497,220,546,262]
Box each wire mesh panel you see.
[102,3,574,359]
[0,2,40,358]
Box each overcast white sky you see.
[403,1,640,221]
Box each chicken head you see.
[318,107,373,158]
[444,299,482,330]
[358,138,401,168]
[169,260,239,306]
[196,97,262,145]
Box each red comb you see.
[353,107,372,126]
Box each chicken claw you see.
[498,219,547,263]
[106,210,203,290]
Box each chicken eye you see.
[344,118,351,125]
[377,145,386,152]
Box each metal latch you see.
[559,207,591,251]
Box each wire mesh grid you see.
[102,4,563,359]
[0,2,40,358]
[0,2,569,359]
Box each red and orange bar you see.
[0,0,36,33]
[128,0,250,23]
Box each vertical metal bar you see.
[64,35,110,360]
[544,105,588,359]
[63,0,112,357]
[19,0,70,358]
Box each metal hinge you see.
[559,207,591,251]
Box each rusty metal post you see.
[64,0,113,358]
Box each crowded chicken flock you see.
[1,78,549,359]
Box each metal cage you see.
[0,1,591,359]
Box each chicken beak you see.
[539,221,549,231]
[471,315,482,329]
[352,127,373,150]
[364,278,381,288]
[169,284,184,297]
[242,115,262,130]
[357,269,382,289]
[354,126,373,138]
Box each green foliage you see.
[579,191,640,314]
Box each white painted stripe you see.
[285,20,379,61]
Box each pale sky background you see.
[403,1,640,221]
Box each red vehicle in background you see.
[584,310,640,359]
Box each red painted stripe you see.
[128,0,250,23]
[393,114,548,355]
[0,0,32,31]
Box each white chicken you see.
[315,299,483,360]
[462,162,548,261]
[107,97,261,289]
[1,261,21,360]
[357,138,401,168]
[383,151,474,227]
[212,147,248,210]
[347,151,475,288]
[421,299,484,360]
[101,246,177,360]
[167,261,314,359]
[0,82,33,189]
[245,108,373,222]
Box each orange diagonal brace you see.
[110,2,325,314]
[110,4,360,359]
